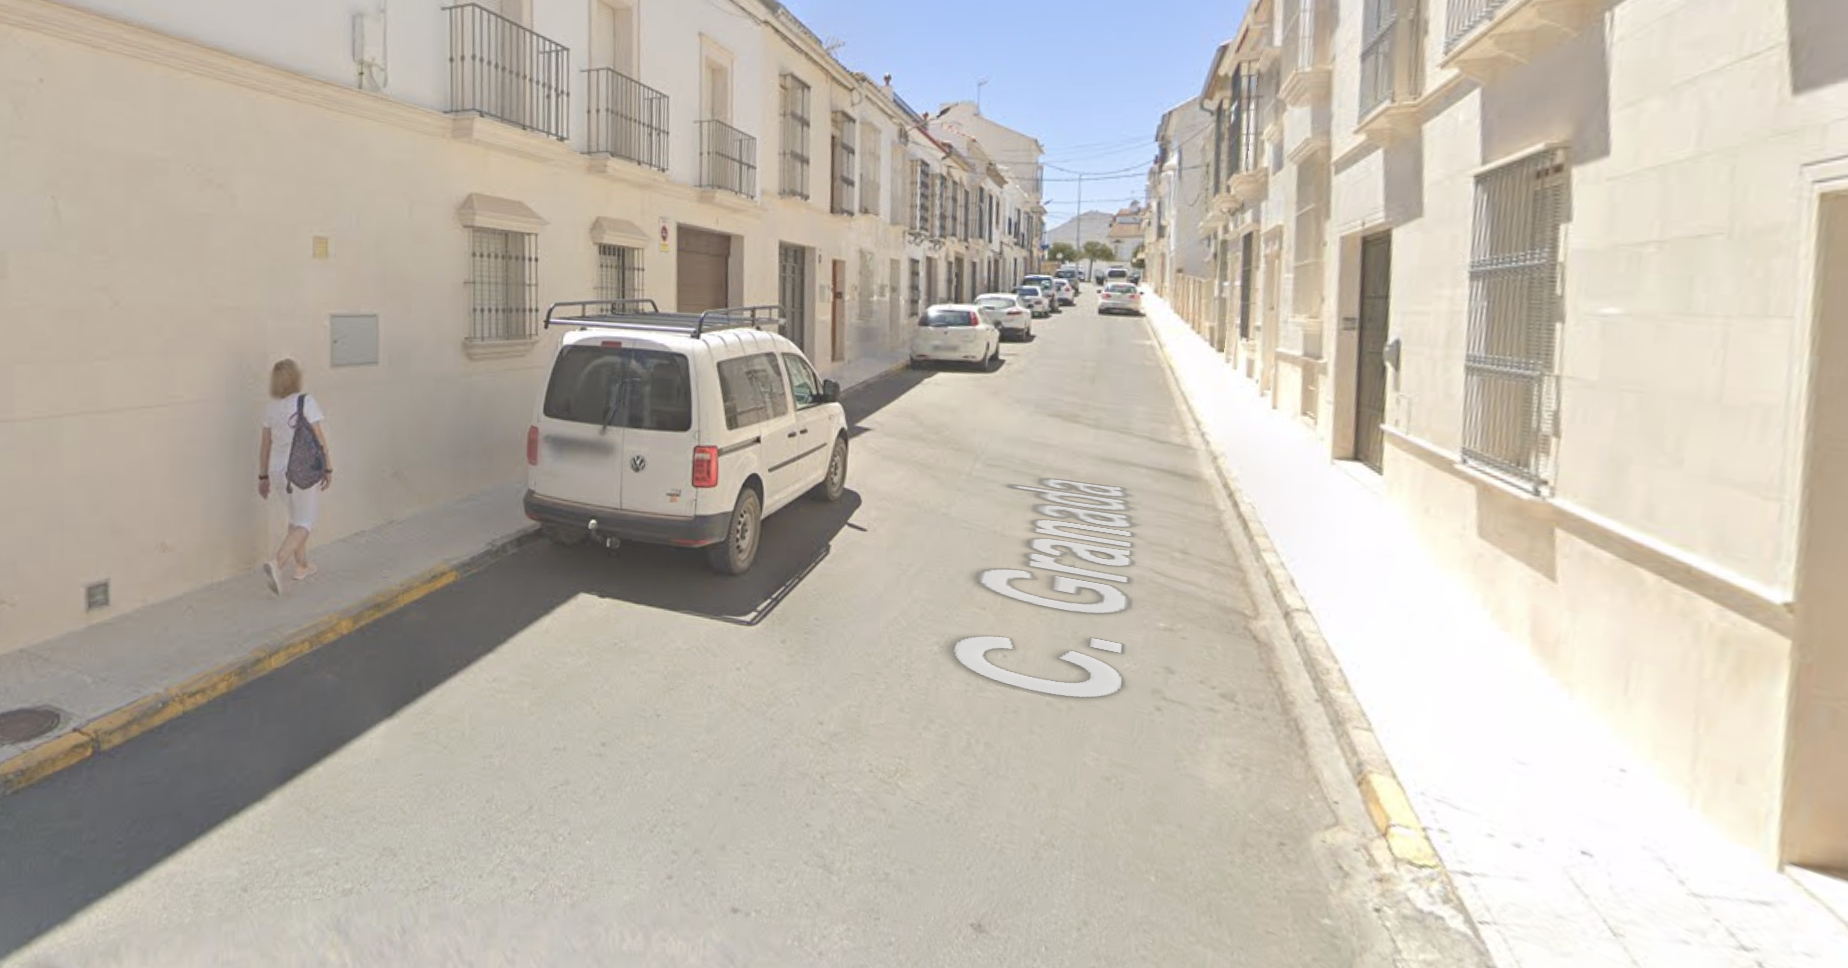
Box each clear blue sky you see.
[780,0,1249,231]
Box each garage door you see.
[677,226,731,313]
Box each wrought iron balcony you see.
[1280,0,1331,105]
[698,120,758,198]
[444,4,569,141]
[585,67,667,170]
[1357,0,1423,142]
[1443,0,1601,79]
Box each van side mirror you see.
[818,379,841,403]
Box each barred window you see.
[1461,146,1570,492]
[859,122,882,216]
[832,112,858,215]
[468,228,538,342]
[779,74,811,199]
[596,244,643,301]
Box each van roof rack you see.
[543,300,787,337]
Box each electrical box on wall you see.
[331,314,381,367]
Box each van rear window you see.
[543,345,692,432]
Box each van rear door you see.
[533,339,695,515]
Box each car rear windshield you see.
[920,309,977,327]
[1107,283,1138,293]
[1016,287,1041,297]
[976,297,1016,309]
[543,345,693,432]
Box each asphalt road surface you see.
[0,292,1459,966]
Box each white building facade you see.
[1155,0,1848,870]
[0,0,1038,655]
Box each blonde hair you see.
[269,359,303,399]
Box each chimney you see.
[883,73,892,87]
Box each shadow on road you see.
[0,369,943,959]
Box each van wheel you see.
[809,435,848,502]
[707,488,761,575]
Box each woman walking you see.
[257,359,333,595]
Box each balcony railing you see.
[698,119,757,197]
[1359,9,1400,118]
[585,67,667,170]
[1445,0,1510,51]
[444,4,569,141]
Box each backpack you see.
[284,394,327,491]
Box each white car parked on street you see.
[975,292,1034,341]
[524,299,849,576]
[1014,285,1052,318]
[910,303,1002,370]
[1098,282,1144,316]
[1051,278,1076,306]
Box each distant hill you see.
[1046,211,1116,249]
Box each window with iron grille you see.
[468,227,538,342]
[596,244,643,302]
[908,258,921,317]
[1461,146,1570,492]
[832,112,858,215]
[915,161,933,234]
[860,123,882,216]
[1235,69,1262,174]
[779,74,811,199]
[1237,231,1256,340]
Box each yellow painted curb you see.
[1360,771,1441,868]
[0,730,95,795]
[0,553,486,797]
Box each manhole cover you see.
[0,706,62,745]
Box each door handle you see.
[800,428,809,435]
[787,431,798,438]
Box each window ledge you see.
[463,336,540,361]
[1355,100,1420,146]
[1279,66,1331,107]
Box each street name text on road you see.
[958,479,1136,698]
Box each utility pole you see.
[1075,173,1086,278]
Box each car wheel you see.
[706,487,762,575]
[985,344,1002,371]
[808,435,848,502]
[541,525,586,547]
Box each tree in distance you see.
[1048,241,1080,263]
[1081,240,1116,263]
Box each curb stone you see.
[0,526,543,798]
[1139,314,1443,872]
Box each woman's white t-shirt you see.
[265,392,325,481]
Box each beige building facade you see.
[1152,0,1848,869]
[0,0,1041,656]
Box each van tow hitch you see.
[586,519,621,551]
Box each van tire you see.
[707,487,762,575]
[809,436,848,502]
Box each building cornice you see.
[0,0,450,141]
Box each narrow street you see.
[0,296,1427,966]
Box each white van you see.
[524,300,850,575]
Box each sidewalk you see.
[1141,293,1848,968]
[0,353,910,795]
[0,484,538,790]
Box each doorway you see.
[778,242,810,352]
[1353,232,1392,472]
[830,259,846,363]
[677,226,732,313]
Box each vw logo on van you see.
[630,454,647,473]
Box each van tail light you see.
[527,425,539,466]
[692,445,719,488]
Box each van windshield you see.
[543,345,693,432]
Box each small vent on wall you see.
[84,580,110,612]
